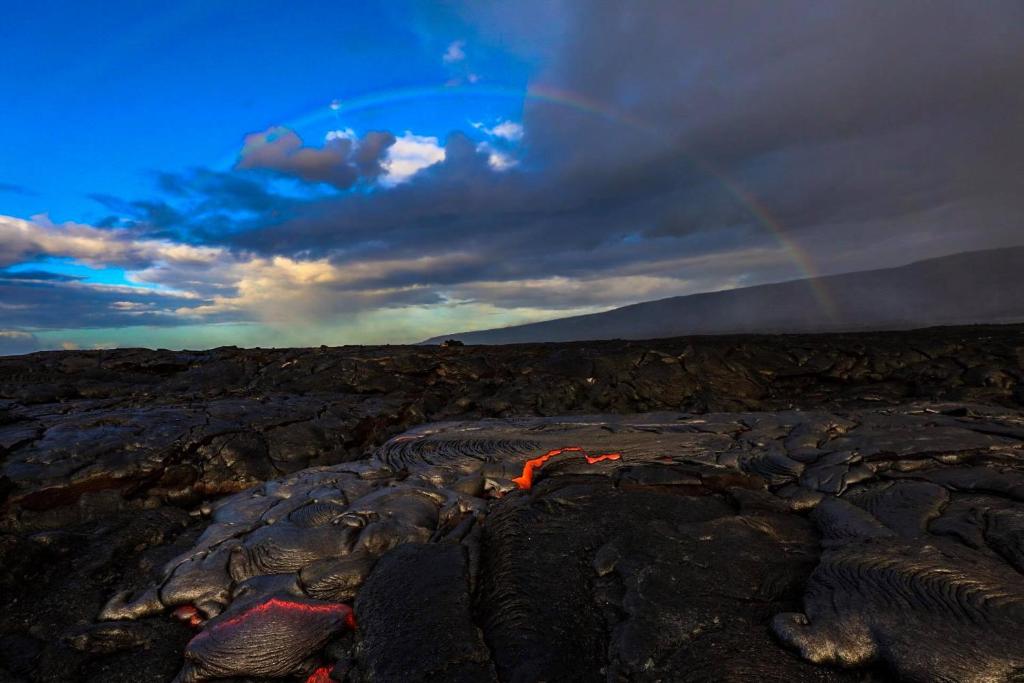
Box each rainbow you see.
[269,83,651,135]
[689,160,838,320]
[232,82,838,320]
[527,84,838,319]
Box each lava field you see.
[2,324,1024,682]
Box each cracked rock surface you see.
[95,407,1024,681]
[1,324,1024,681]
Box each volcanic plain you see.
[2,324,1024,682]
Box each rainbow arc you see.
[232,82,838,320]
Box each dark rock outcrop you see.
[423,247,1024,344]
[355,543,495,682]
[1,324,1023,681]
[70,407,1024,681]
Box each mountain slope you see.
[424,247,1024,344]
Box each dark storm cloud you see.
[89,193,186,229]
[0,269,84,282]
[224,134,779,286]
[219,2,1022,290]
[99,168,301,241]
[352,131,400,177]
[522,1,1024,239]
[182,168,288,212]
[69,1,1024,320]
[235,127,396,189]
[0,278,218,330]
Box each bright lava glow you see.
[172,604,204,628]
[512,446,622,490]
[191,597,356,643]
[305,664,335,683]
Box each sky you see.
[1,1,1022,354]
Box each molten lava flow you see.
[192,597,355,643]
[305,665,334,683]
[512,446,622,490]
[172,604,204,628]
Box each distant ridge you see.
[423,247,1024,344]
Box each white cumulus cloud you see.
[381,132,446,185]
[472,120,524,142]
[476,142,517,171]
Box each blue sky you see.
[0,1,530,222]
[1,2,1021,354]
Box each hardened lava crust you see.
[1,324,1024,682]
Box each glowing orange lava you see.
[512,446,622,489]
[192,597,355,642]
[305,665,334,683]
[172,605,204,628]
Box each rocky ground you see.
[1,324,1023,682]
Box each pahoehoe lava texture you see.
[174,597,353,682]
[80,408,1024,681]
[1,325,1024,681]
[355,543,495,682]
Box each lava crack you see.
[512,446,622,490]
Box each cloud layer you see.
[218,1,1024,286]
[4,2,1023,348]
[236,127,395,188]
